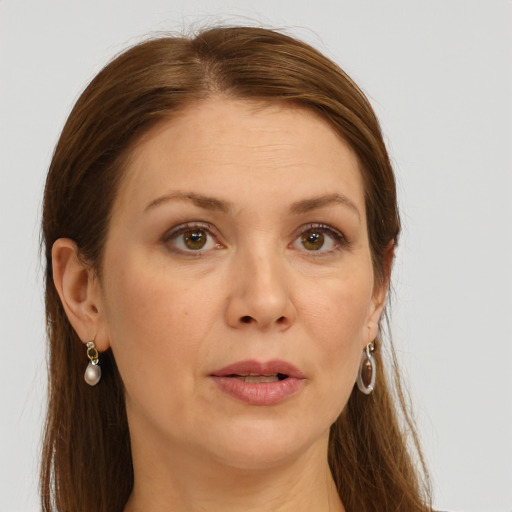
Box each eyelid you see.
[162,221,348,255]
[163,221,224,254]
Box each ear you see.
[52,238,110,352]
[364,241,395,345]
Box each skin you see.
[53,98,388,512]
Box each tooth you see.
[244,375,279,383]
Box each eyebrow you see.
[290,193,361,220]
[143,192,233,214]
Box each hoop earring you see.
[356,341,376,395]
[84,341,101,386]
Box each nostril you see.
[238,315,288,326]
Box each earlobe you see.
[52,239,109,351]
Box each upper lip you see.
[211,360,305,379]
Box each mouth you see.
[227,373,289,383]
[211,360,305,380]
[210,360,305,405]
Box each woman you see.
[41,26,432,511]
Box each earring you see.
[84,340,101,386]
[356,341,376,395]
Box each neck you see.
[124,430,345,512]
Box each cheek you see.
[100,253,219,401]
[301,270,374,416]
[302,269,374,347]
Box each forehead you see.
[114,97,365,218]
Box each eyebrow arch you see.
[143,192,232,214]
[290,193,361,220]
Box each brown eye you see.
[301,230,325,251]
[183,229,207,250]
[166,224,219,253]
[292,224,345,254]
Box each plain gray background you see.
[1,1,511,511]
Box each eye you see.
[301,230,327,251]
[292,224,346,253]
[164,223,222,254]
[182,229,209,250]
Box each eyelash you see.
[293,223,349,254]
[163,222,223,256]
[162,222,348,255]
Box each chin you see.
[200,418,329,471]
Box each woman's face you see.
[96,98,385,470]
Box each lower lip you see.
[211,376,305,405]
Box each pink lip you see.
[210,360,306,405]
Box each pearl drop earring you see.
[84,340,101,386]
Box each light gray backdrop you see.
[1,1,511,511]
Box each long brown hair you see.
[41,26,432,511]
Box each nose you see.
[225,245,296,331]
